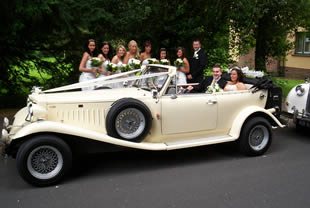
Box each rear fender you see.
[229,106,285,139]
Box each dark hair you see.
[193,39,201,44]
[160,48,167,52]
[84,39,98,57]
[230,67,244,82]
[144,40,152,47]
[99,41,113,61]
[213,64,222,70]
[176,47,186,59]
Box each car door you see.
[161,93,217,135]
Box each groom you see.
[187,39,207,83]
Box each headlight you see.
[295,85,305,96]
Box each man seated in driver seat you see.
[187,64,227,93]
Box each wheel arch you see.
[229,106,284,139]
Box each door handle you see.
[207,100,217,105]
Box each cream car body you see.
[1,65,284,186]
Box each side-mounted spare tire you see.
[106,98,153,142]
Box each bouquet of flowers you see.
[206,82,223,93]
[90,57,102,68]
[148,58,159,64]
[159,59,169,65]
[107,63,118,72]
[120,64,130,72]
[129,59,141,69]
[174,58,184,68]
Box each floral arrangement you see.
[159,59,169,65]
[129,59,141,69]
[193,53,199,59]
[206,82,223,93]
[148,58,159,64]
[107,63,118,72]
[120,64,131,72]
[174,58,184,68]
[90,57,102,67]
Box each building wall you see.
[281,30,310,80]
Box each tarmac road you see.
[0,127,309,208]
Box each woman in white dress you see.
[123,40,140,64]
[97,41,113,88]
[159,48,171,65]
[79,39,99,91]
[224,67,247,91]
[111,45,127,88]
[140,41,152,65]
[175,47,190,85]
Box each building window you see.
[296,32,310,55]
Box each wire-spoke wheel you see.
[17,135,72,186]
[106,98,152,142]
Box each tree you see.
[230,0,310,71]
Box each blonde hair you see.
[116,45,126,61]
[128,40,140,59]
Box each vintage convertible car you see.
[283,79,310,129]
[1,64,284,186]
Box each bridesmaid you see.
[111,45,126,88]
[79,39,99,91]
[140,40,152,65]
[159,48,171,65]
[111,45,126,69]
[175,47,190,84]
[98,41,113,77]
[123,40,140,64]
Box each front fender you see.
[229,106,285,138]
[11,121,166,151]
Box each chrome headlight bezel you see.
[295,85,305,96]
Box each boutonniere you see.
[193,53,199,59]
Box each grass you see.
[271,77,304,99]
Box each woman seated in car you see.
[224,67,247,91]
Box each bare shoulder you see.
[111,55,118,64]
[237,82,247,90]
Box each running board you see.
[165,135,237,150]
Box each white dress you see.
[113,61,124,88]
[98,60,112,89]
[176,70,187,85]
[142,58,151,65]
[224,84,238,91]
[79,59,96,91]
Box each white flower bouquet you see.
[174,58,184,68]
[148,58,159,64]
[90,57,102,68]
[120,64,130,72]
[107,63,118,72]
[206,82,223,93]
[159,59,169,65]
[129,59,141,69]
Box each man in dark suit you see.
[187,39,207,83]
[187,64,227,92]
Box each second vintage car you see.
[1,64,284,186]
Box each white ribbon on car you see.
[44,70,169,93]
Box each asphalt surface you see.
[0,126,309,208]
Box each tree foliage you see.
[1,0,310,97]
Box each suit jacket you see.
[193,76,227,93]
[188,49,207,83]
